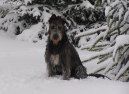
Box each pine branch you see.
[97,53,112,64]
[81,42,109,50]
[90,32,105,50]
[75,25,107,38]
[115,61,129,80]
[89,60,110,74]
[82,47,114,63]
[103,60,117,74]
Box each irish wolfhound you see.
[45,14,87,80]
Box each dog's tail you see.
[88,73,111,80]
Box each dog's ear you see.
[51,14,56,19]
[62,18,67,25]
[49,14,56,23]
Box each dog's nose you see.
[53,34,59,40]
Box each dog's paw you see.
[75,65,88,79]
[63,75,70,80]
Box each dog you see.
[45,14,110,80]
[45,14,88,80]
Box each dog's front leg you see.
[62,57,71,80]
[62,65,71,80]
[47,63,55,77]
[45,49,55,77]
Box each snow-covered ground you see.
[0,34,129,94]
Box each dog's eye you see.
[58,26,62,30]
[51,26,56,29]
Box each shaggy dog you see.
[45,14,87,80]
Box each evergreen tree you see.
[75,0,129,81]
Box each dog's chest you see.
[50,54,60,65]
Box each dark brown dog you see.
[45,14,87,80]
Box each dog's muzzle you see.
[50,32,62,45]
[53,33,59,40]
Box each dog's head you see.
[48,14,66,45]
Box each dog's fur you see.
[45,14,87,80]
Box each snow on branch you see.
[115,61,129,80]
[82,47,114,63]
[75,25,107,38]
[89,58,112,74]
[113,35,129,59]
[89,32,105,50]
[106,0,129,36]
[77,0,129,81]
[81,42,109,50]
[24,0,32,5]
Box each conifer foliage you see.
[75,0,129,81]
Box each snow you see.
[19,5,28,15]
[81,0,94,9]
[41,11,51,24]
[24,0,32,5]
[41,11,52,31]
[16,22,44,43]
[110,0,120,8]
[107,0,111,4]
[124,11,129,22]
[0,33,129,94]
[0,0,7,5]
[113,35,129,57]
[119,7,124,20]
[75,25,107,38]
[31,7,41,18]
[81,46,114,62]
[105,6,110,16]
[115,61,129,80]
[112,35,129,80]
